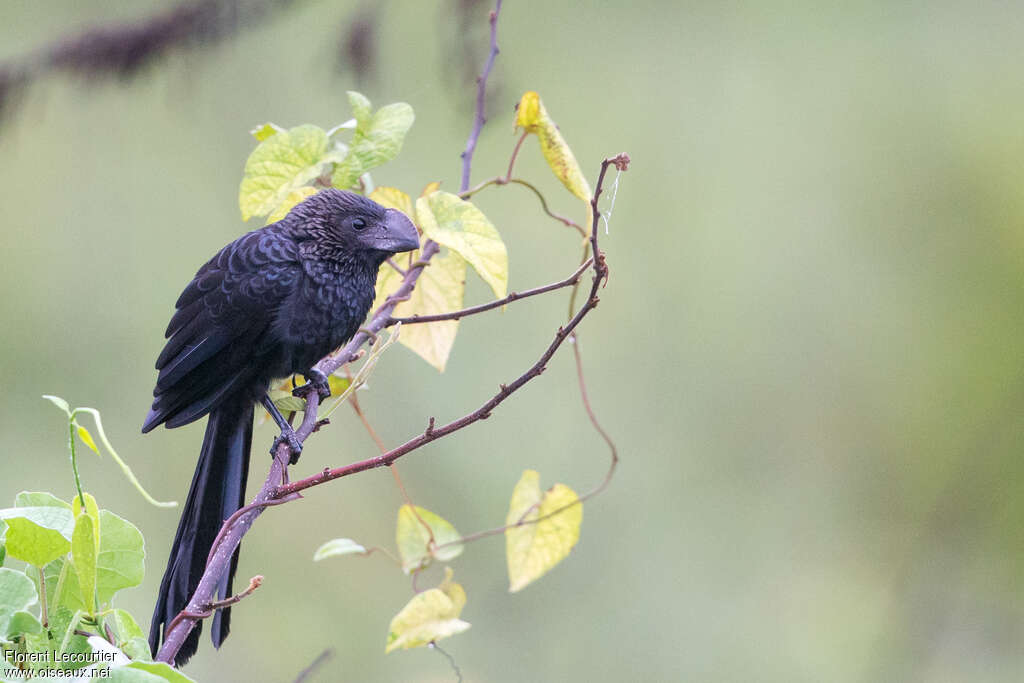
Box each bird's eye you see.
[352,217,367,231]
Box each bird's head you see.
[284,188,420,261]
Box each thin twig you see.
[460,176,586,236]
[434,332,620,552]
[163,575,263,642]
[459,0,503,191]
[349,385,433,538]
[429,642,463,683]
[385,257,407,276]
[294,649,334,683]
[505,131,528,180]
[388,258,593,325]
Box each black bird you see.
[143,189,419,664]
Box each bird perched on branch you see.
[143,189,419,664]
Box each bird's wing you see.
[142,228,302,431]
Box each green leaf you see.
[347,91,372,128]
[239,124,335,221]
[249,122,284,141]
[395,505,463,574]
[49,606,91,665]
[6,609,42,638]
[116,661,197,683]
[72,493,101,558]
[0,507,74,567]
[267,389,307,414]
[71,514,97,614]
[15,492,71,510]
[95,511,145,604]
[416,192,508,299]
[104,608,144,643]
[505,470,583,592]
[332,94,414,189]
[76,425,101,456]
[42,395,71,414]
[373,248,466,372]
[0,519,7,567]
[385,567,469,652]
[0,567,38,637]
[121,636,154,662]
[313,538,367,561]
[37,558,87,617]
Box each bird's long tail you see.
[149,398,253,665]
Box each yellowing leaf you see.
[374,249,466,371]
[333,93,415,189]
[71,514,97,614]
[420,181,441,198]
[267,186,317,223]
[416,192,507,299]
[76,425,100,456]
[395,505,464,574]
[72,492,101,557]
[250,122,284,141]
[369,186,414,216]
[239,124,339,221]
[514,91,592,204]
[386,567,470,653]
[505,470,583,592]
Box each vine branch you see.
[388,257,593,325]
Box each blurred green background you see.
[3,1,1024,681]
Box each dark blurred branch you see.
[0,0,299,125]
[294,649,334,683]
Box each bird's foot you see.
[293,368,331,401]
[270,425,303,465]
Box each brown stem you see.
[389,257,592,325]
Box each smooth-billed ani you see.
[143,189,419,664]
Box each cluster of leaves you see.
[238,91,509,373]
[0,400,185,682]
[313,470,583,652]
[237,90,594,655]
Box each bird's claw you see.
[293,368,331,401]
[271,427,303,465]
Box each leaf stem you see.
[66,419,85,508]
